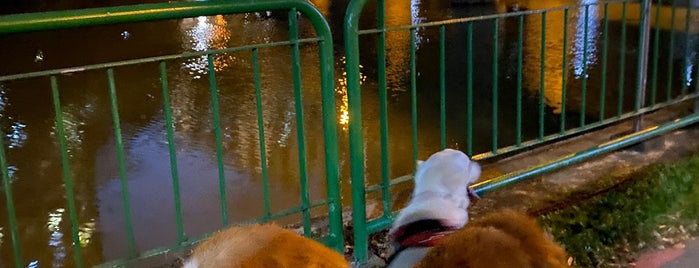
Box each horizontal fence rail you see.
[345,0,699,263]
[0,0,341,267]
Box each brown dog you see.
[414,209,570,268]
[182,224,349,268]
[183,149,568,267]
[182,209,569,268]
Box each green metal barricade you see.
[2,0,699,266]
[344,0,699,263]
[0,1,341,267]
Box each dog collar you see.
[392,219,456,247]
[387,219,457,264]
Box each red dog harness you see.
[386,186,479,265]
[387,219,458,264]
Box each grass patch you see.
[540,152,699,267]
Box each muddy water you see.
[0,0,696,266]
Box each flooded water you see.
[0,0,697,266]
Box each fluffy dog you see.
[387,148,481,267]
[414,209,570,268]
[182,224,349,268]
[182,149,568,268]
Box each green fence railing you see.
[344,0,699,263]
[0,1,341,267]
[2,0,699,266]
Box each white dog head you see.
[390,149,481,234]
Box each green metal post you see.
[411,27,419,167]
[666,0,677,102]
[252,49,272,221]
[288,8,312,235]
[466,21,474,156]
[580,5,590,128]
[492,19,499,154]
[516,15,523,147]
[50,76,85,267]
[440,25,447,149]
[158,62,185,243]
[650,0,662,106]
[561,8,569,134]
[207,54,229,227]
[600,3,609,121]
[376,0,392,219]
[106,69,137,257]
[682,0,691,94]
[0,108,22,268]
[618,2,628,117]
[634,0,652,132]
[539,11,546,140]
[344,0,371,262]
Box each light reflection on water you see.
[181,15,234,79]
[47,208,66,268]
[572,1,599,79]
[336,55,367,129]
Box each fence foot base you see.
[628,135,665,153]
[609,130,665,153]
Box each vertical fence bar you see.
[304,0,343,251]
[561,8,570,134]
[491,18,499,154]
[651,0,661,106]
[410,27,418,167]
[251,49,272,221]
[288,8,312,234]
[634,0,652,132]
[50,76,84,268]
[696,38,699,113]
[516,15,523,147]
[466,21,474,156]
[206,54,229,227]
[539,11,546,140]
[600,3,609,121]
[345,0,369,261]
[158,62,185,243]
[580,5,590,128]
[618,2,628,117]
[682,0,691,94]
[376,0,391,218]
[106,69,137,257]
[666,0,677,102]
[1,104,22,268]
[696,42,699,113]
[440,25,447,150]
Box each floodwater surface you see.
[0,0,697,266]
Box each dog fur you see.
[182,224,349,268]
[182,149,568,268]
[414,209,570,268]
[387,148,481,267]
[390,149,482,232]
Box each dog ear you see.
[468,161,481,182]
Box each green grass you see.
[540,152,699,267]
